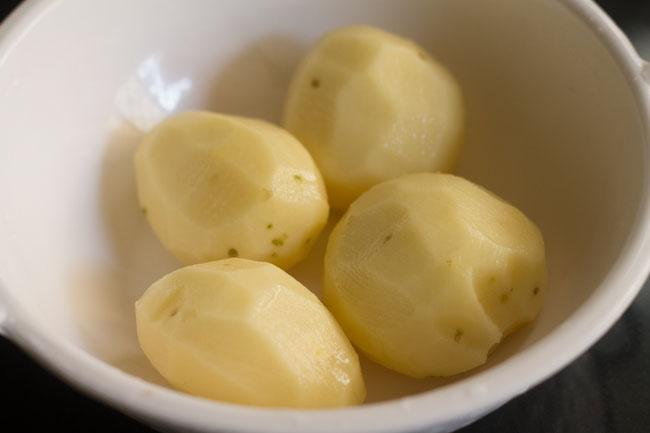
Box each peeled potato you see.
[136,258,365,408]
[283,26,464,209]
[134,111,329,269]
[324,173,546,378]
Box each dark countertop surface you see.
[1,1,649,432]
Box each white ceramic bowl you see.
[0,0,649,432]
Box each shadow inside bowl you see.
[205,35,307,124]
[67,122,179,389]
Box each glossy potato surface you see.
[136,259,366,408]
[135,111,329,269]
[284,26,464,209]
[324,173,546,377]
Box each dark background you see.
[1,1,649,432]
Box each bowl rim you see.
[1,0,649,432]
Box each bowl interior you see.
[0,0,645,405]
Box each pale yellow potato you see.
[324,173,546,378]
[136,258,365,408]
[283,26,464,209]
[134,111,329,269]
